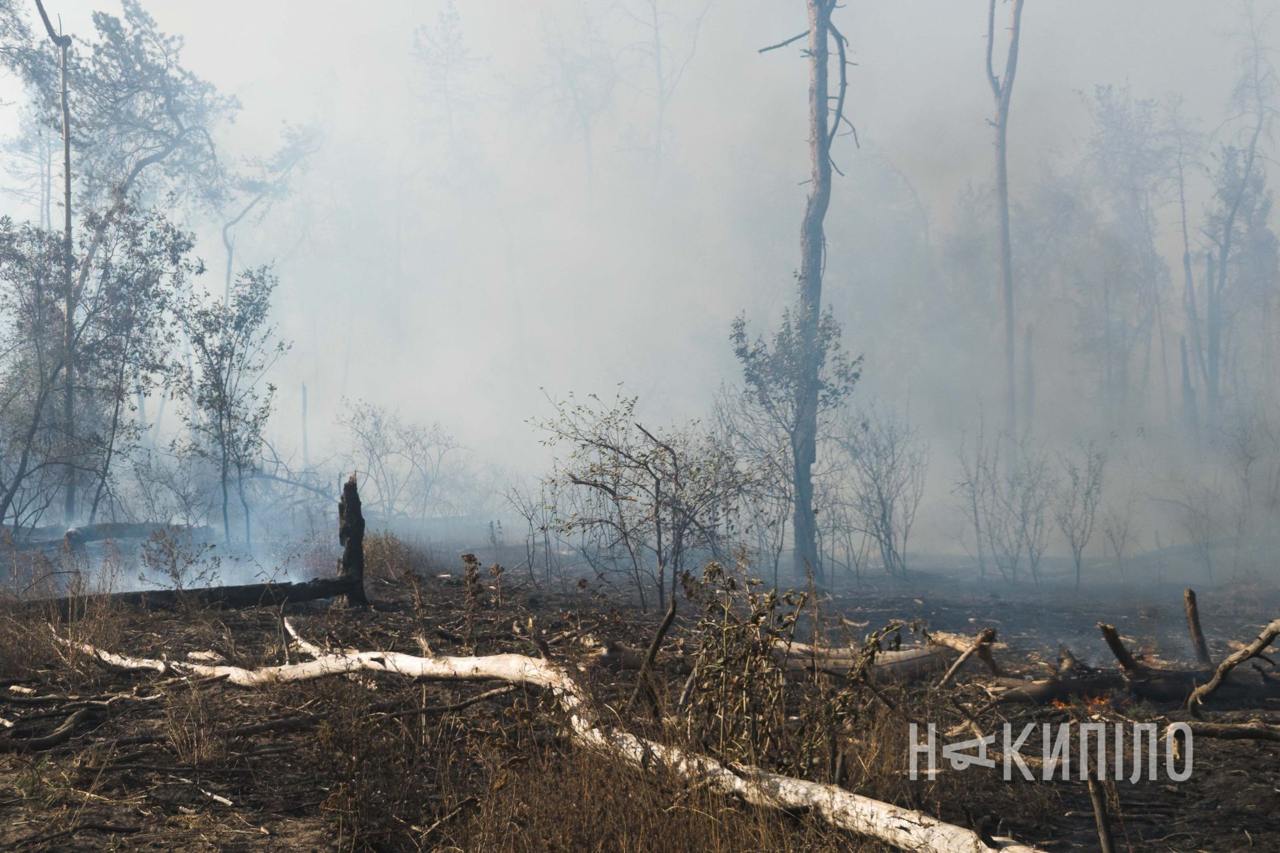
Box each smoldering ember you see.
[0,2,1278,852]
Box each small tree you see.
[730,308,860,585]
[174,268,288,546]
[967,431,1055,585]
[0,219,64,527]
[1053,441,1105,590]
[838,405,928,578]
[539,391,744,610]
[1102,496,1134,580]
[76,207,197,522]
[339,399,460,522]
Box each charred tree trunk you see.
[793,0,836,585]
[985,0,1026,437]
[338,473,368,607]
[1183,588,1212,667]
[28,575,363,621]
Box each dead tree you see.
[757,0,852,584]
[985,0,1027,436]
[338,473,368,607]
[1053,442,1105,590]
[1183,587,1212,666]
[61,621,1046,853]
[33,0,74,522]
[1187,617,1280,715]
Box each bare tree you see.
[838,406,928,578]
[618,0,711,174]
[1101,496,1134,580]
[955,421,993,579]
[753,0,854,585]
[505,480,563,588]
[218,124,320,301]
[338,399,461,523]
[539,391,744,609]
[1053,441,1105,590]
[1196,2,1278,422]
[984,0,1027,436]
[969,431,1054,584]
[542,7,617,189]
[714,385,792,587]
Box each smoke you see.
[1,0,1275,570]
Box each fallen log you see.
[19,575,361,621]
[64,523,215,548]
[1179,719,1280,742]
[990,673,1127,705]
[1096,623,1209,702]
[929,629,1004,677]
[5,523,214,552]
[937,628,998,688]
[1187,618,1280,715]
[772,638,960,682]
[596,635,956,684]
[0,706,100,752]
[14,480,368,620]
[57,623,1045,853]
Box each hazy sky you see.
[0,1,1267,480]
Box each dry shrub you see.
[51,545,130,685]
[164,682,226,766]
[0,613,48,680]
[0,542,130,685]
[365,532,416,583]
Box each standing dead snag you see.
[749,0,858,587]
[1183,588,1212,667]
[338,473,368,607]
[985,0,1027,436]
[34,0,76,523]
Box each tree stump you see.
[338,473,368,607]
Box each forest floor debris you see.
[1,548,1278,850]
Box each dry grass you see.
[163,681,226,766]
[7,534,1245,850]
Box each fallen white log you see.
[55,625,1043,853]
[774,638,960,682]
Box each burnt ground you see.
[0,553,1277,852]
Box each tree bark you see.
[338,473,368,607]
[1187,618,1280,715]
[1183,588,1212,667]
[794,0,835,585]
